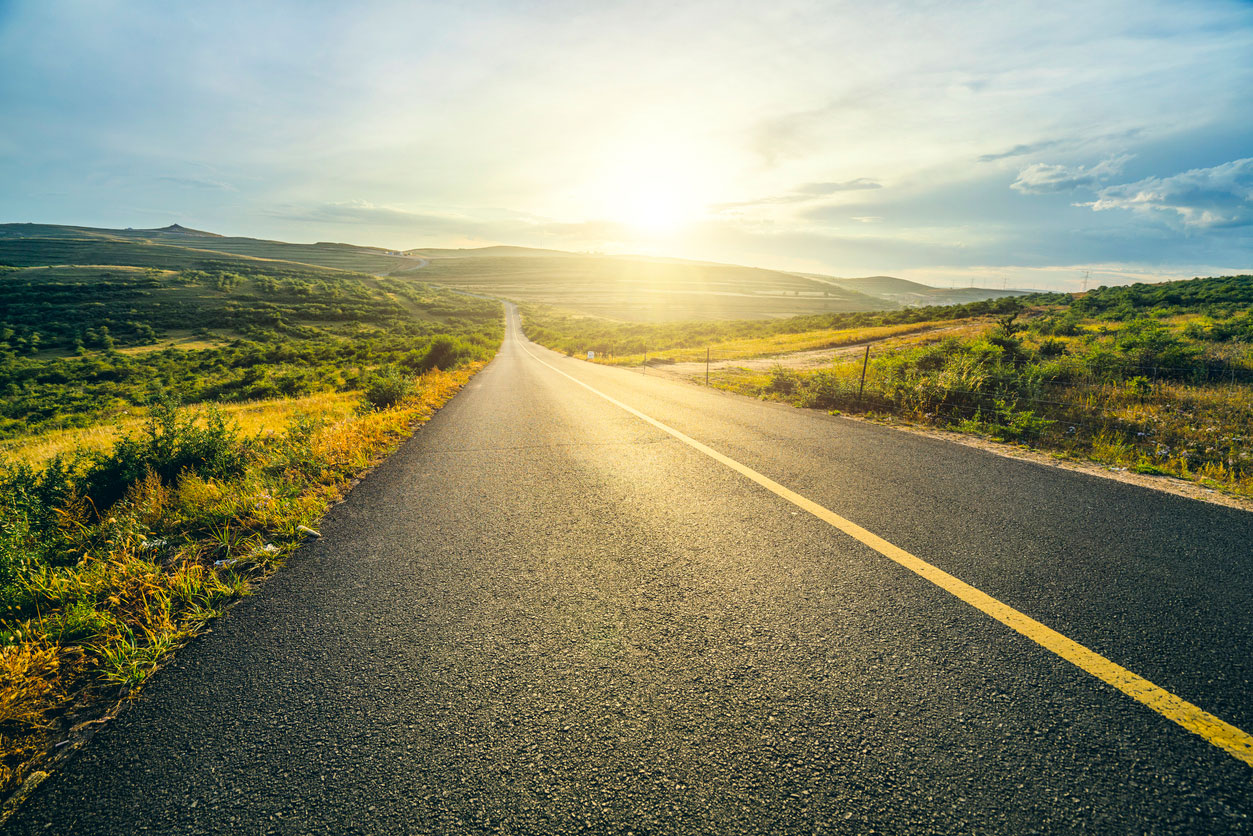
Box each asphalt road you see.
[7,304,1251,834]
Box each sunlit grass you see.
[1,391,363,468]
[591,320,967,365]
[708,338,1253,498]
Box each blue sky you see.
[0,0,1249,290]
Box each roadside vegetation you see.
[521,294,1032,361]
[0,254,501,796]
[527,275,1253,498]
[0,263,496,436]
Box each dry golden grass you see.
[0,644,68,790]
[113,331,223,355]
[1,390,362,468]
[594,319,975,366]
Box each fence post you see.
[643,344,647,374]
[858,345,870,402]
[706,347,710,386]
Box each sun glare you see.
[619,185,693,233]
[586,143,710,236]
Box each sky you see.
[0,0,1250,291]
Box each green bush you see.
[404,335,485,373]
[78,401,251,511]
[1038,338,1067,357]
[364,369,413,410]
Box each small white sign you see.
[587,351,595,359]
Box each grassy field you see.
[0,237,503,795]
[584,320,973,366]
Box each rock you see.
[296,525,321,539]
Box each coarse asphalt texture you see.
[6,304,1251,834]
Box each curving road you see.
[5,304,1251,834]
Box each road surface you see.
[6,304,1251,834]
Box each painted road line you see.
[518,339,1253,768]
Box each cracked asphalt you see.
[5,304,1251,834]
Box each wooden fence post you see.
[858,345,870,402]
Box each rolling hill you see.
[0,223,416,274]
[804,273,1032,308]
[1,223,1032,321]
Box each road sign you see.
[587,351,594,359]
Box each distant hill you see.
[0,222,1036,321]
[405,254,891,321]
[0,223,414,274]
[801,273,1032,308]
[151,223,222,237]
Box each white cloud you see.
[1010,155,1132,193]
[1085,158,1253,228]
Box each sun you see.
[619,186,692,233]
[587,144,709,236]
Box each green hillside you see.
[0,247,501,437]
[0,223,415,274]
[405,253,888,320]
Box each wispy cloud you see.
[798,179,882,195]
[266,201,504,236]
[978,140,1063,162]
[154,176,236,191]
[1084,158,1253,228]
[1011,155,1133,194]
[714,179,882,212]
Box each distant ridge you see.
[801,272,1031,306]
[151,223,221,237]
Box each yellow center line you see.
[518,338,1253,768]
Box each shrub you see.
[364,369,413,410]
[766,365,797,395]
[400,333,483,373]
[1038,338,1067,357]
[77,401,251,512]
